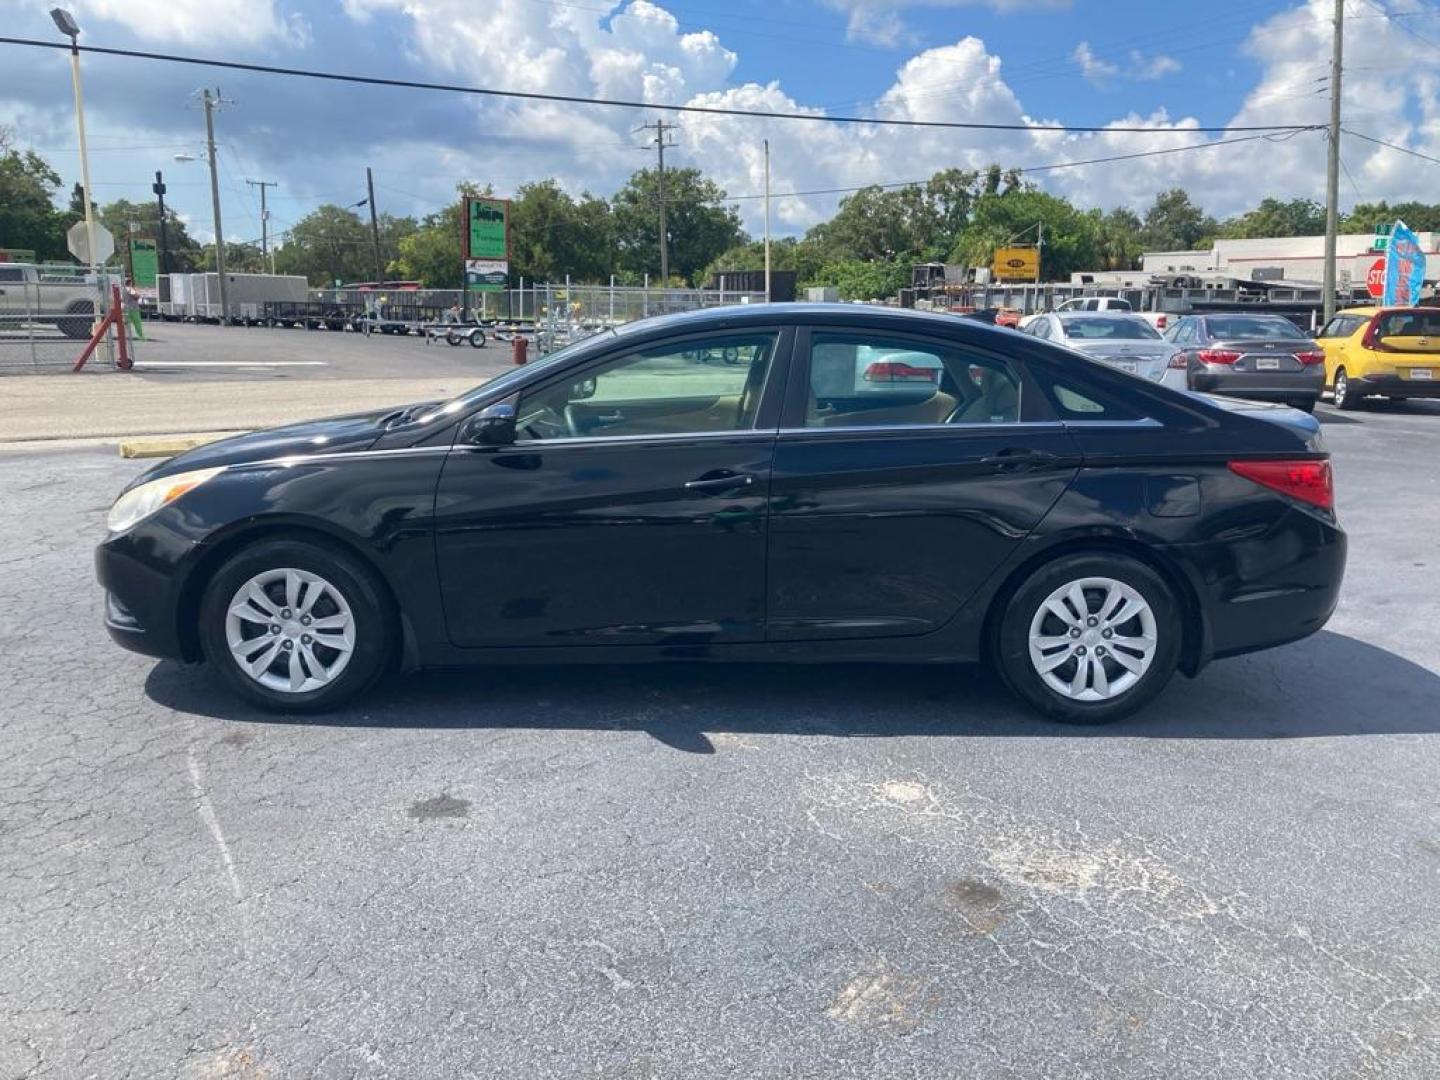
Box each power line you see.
[0,36,1314,135]
[1341,127,1440,165]
[722,128,1321,202]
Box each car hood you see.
[130,404,427,487]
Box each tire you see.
[198,537,395,713]
[468,329,486,349]
[58,300,95,339]
[994,552,1182,725]
[1387,397,1408,407]
[1333,367,1364,410]
[1292,397,1316,413]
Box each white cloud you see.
[1131,51,1181,80]
[1073,42,1179,86]
[819,0,1071,47]
[1072,42,1118,85]
[71,0,308,47]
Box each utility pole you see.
[637,120,676,284]
[1323,0,1344,323]
[245,178,277,274]
[201,88,229,323]
[763,139,771,303]
[365,167,384,285]
[152,170,169,276]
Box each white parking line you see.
[187,745,244,903]
[133,360,328,369]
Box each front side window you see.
[516,333,778,440]
[0,267,24,283]
[805,333,1021,427]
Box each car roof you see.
[1055,311,1150,320]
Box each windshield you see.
[414,331,614,424]
[1060,316,1160,340]
[1204,316,1306,340]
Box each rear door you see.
[766,325,1081,642]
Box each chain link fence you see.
[0,268,115,374]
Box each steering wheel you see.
[519,404,575,440]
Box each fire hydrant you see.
[511,335,529,365]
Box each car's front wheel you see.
[198,537,394,712]
[995,552,1181,724]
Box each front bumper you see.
[95,530,197,661]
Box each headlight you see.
[107,466,226,534]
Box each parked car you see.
[0,262,101,338]
[97,304,1345,725]
[1316,306,1440,409]
[1161,313,1324,412]
[1024,312,1177,382]
[1024,297,1169,332]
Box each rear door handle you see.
[980,448,1060,470]
[685,471,755,494]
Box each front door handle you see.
[980,448,1060,471]
[685,470,755,494]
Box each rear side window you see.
[1374,309,1440,341]
[1033,372,1145,422]
[805,333,1022,427]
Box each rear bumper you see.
[1191,370,1324,400]
[1350,373,1440,398]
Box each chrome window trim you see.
[1059,417,1162,429]
[776,420,1066,436]
[512,428,779,449]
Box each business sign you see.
[1382,220,1426,307]
[130,238,158,288]
[464,197,510,261]
[992,246,1039,281]
[465,258,508,292]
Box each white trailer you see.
[187,273,310,323]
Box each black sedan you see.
[96,304,1345,724]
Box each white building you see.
[1142,232,1440,288]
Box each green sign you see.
[466,198,509,261]
[130,238,158,288]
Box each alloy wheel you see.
[1027,576,1158,702]
[224,567,356,694]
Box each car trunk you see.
[1210,339,1312,373]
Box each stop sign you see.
[1367,256,1386,299]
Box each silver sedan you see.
[1023,312,1177,382]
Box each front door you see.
[767,326,1081,641]
[434,328,790,647]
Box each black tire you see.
[468,329,486,348]
[994,552,1182,725]
[198,536,395,713]
[1292,397,1316,413]
[1333,367,1364,410]
[58,300,95,339]
[445,329,462,347]
[1387,396,1408,407]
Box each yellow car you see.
[1317,306,1440,409]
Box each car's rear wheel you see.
[995,552,1181,725]
[199,537,394,712]
[1333,367,1364,410]
[1291,398,1316,413]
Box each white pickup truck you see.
[1020,296,1172,333]
[0,263,101,338]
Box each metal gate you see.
[0,268,115,374]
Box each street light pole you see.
[1322,0,1344,324]
[152,170,169,277]
[763,139,771,303]
[51,9,97,277]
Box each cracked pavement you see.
[1,401,1438,1078]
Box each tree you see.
[805,168,985,266]
[0,127,68,260]
[703,236,828,287]
[1219,197,1326,239]
[1139,188,1217,251]
[96,197,203,274]
[1341,200,1440,234]
[611,167,745,285]
[509,180,613,283]
[812,256,911,301]
[1095,207,1143,270]
[951,187,1102,282]
[271,204,374,285]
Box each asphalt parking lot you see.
[2,400,1438,1078]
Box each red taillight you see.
[1229,459,1334,511]
[1168,351,1187,369]
[1296,350,1325,365]
[863,361,938,383]
[1359,315,1392,352]
[1154,314,1168,330]
[1198,349,1241,364]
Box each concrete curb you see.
[118,433,235,459]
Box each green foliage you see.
[814,257,911,301]
[806,169,986,265]
[509,180,613,282]
[1139,188,1218,251]
[611,167,745,285]
[1219,197,1325,239]
[1340,201,1440,234]
[272,204,375,285]
[0,128,68,260]
[949,187,1103,282]
[97,197,204,273]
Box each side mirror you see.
[464,400,517,446]
[571,377,597,400]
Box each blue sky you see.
[2,0,1437,247]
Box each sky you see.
[3,0,1440,249]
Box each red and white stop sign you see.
[1367,256,1386,298]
